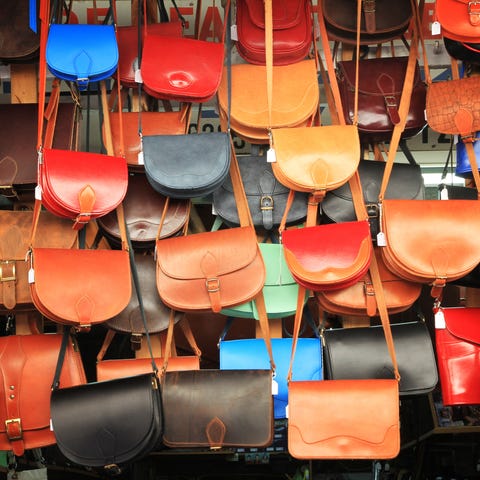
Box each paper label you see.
[28,268,35,284]
[431,21,441,36]
[376,231,387,247]
[267,148,276,163]
[134,68,143,84]
[230,24,238,41]
[137,151,144,165]
[272,379,279,396]
[35,185,42,200]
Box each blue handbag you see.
[46,24,118,90]
[456,132,480,178]
[219,336,322,419]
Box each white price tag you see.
[137,151,144,165]
[431,21,441,36]
[35,185,42,200]
[376,232,387,247]
[134,68,143,84]
[28,268,35,284]
[230,24,238,41]
[267,148,276,163]
[440,186,449,200]
[272,379,279,396]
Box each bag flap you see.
[157,227,260,280]
[41,148,128,216]
[243,0,305,30]
[31,248,131,326]
[46,24,118,77]
[282,221,372,286]
[440,307,480,344]
[382,199,480,281]
[288,379,400,459]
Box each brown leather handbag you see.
[0,330,86,456]
[0,209,77,314]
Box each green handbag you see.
[221,243,307,319]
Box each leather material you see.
[236,0,313,65]
[323,321,438,396]
[217,59,319,144]
[219,338,322,419]
[336,57,427,143]
[39,148,128,222]
[46,24,118,90]
[0,0,39,61]
[213,154,308,229]
[97,174,189,250]
[287,379,400,459]
[322,0,412,44]
[29,247,131,328]
[271,125,360,194]
[380,199,480,286]
[444,36,480,63]
[282,221,373,292]
[426,75,480,136]
[316,247,422,317]
[96,356,200,382]
[143,132,231,199]
[435,307,480,406]
[0,210,77,313]
[117,22,183,87]
[105,110,189,171]
[0,103,78,195]
[220,243,307,320]
[51,373,163,467]
[141,35,224,103]
[321,160,425,239]
[0,334,86,456]
[156,226,265,313]
[162,369,273,448]
[436,0,480,43]
[105,253,183,335]
[456,131,480,178]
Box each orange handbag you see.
[28,201,132,329]
[287,253,401,460]
[0,330,86,456]
[435,0,480,43]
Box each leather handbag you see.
[212,152,308,230]
[235,0,313,65]
[0,209,77,314]
[219,337,322,419]
[443,36,480,64]
[321,160,425,239]
[0,331,86,456]
[321,0,412,44]
[435,0,480,43]
[336,56,427,144]
[455,130,480,178]
[323,321,438,396]
[96,173,190,250]
[28,202,132,329]
[315,247,422,317]
[435,307,480,406]
[143,131,231,199]
[287,252,401,460]
[162,369,274,449]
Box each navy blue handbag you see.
[456,132,480,179]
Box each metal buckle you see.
[365,203,379,218]
[384,95,397,108]
[469,1,480,14]
[206,278,220,293]
[5,419,22,441]
[363,0,376,13]
[0,261,16,282]
[0,186,19,199]
[260,195,274,211]
[75,213,92,224]
[363,281,375,296]
[76,78,89,91]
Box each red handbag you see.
[435,0,480,43]
[435,307,480,406]
[235,0,313,65]
[0,331,86,456]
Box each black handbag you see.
[212,152,308,230]
[323,321,438,396]
[321,159,425,239]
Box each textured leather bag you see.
[323,321,438,396]
[0,209,77,314]
[435,307,480,406]
[219,337,322,419]
[212,153,308,229]
[235,0,313,65]
[0,331,86,456]
[315,247,422,317]
[435,0,480,43]
[96,173,190,250]
[321,160,425,239]
[321,0,412,44]
[162,369,273,449]
[336,56,427,143]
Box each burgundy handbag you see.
[435,307,480,406]
[235,0,313,65]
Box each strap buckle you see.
[0,186,19,199]
[0,261,16,282]
[260,195,274,211]
[384,95,397,108]
[206,278,220,293]
[76,78,89,91]
[365,203,379,218]
[5,419,22,441]
[469,1,480,14]
[363,0,376,13]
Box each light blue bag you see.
[219,336,322,419]
[46,24,118,90]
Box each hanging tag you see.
[440,186,449,200]
[231,24,238,41]
[50,419,54,431]
[285,404,289,419]
[35,185,42,200]
[431,21,441,36]
[435,309,446,329]
[28,268,35,284]
[137,151,144,165]
[272,379,279,396]
[454,134,459,145]
[376,231,387,247]
[134,68,143,84]
[211,203,217,215]
[267,147,276,163]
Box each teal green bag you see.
[221,243,307,319]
